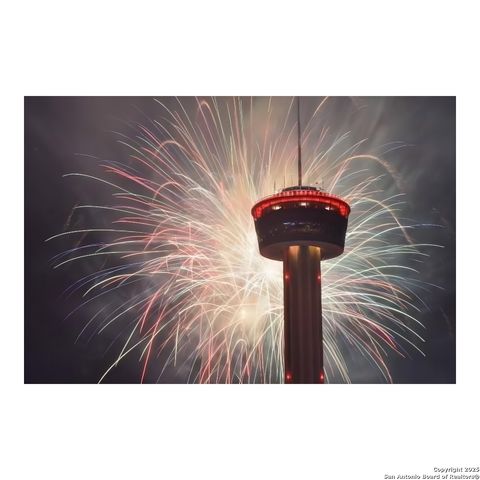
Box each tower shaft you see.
[283,245,323,384]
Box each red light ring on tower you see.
[251,190,351,220]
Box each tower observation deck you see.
[251,186,351,383]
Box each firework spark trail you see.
[48,97,441,383]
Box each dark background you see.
[24,97,456,383]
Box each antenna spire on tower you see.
[297,96,302,187]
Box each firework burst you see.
[48,97,440,383]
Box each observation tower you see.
[251,99,351,384]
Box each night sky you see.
[24,96,455,383]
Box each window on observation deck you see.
[261,200,344,217]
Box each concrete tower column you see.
[283,245,323,384]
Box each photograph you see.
[25,96,455,384]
